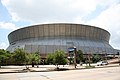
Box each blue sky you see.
[0,0,120,49]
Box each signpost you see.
[73,46,77,68]
[68,46,77,68]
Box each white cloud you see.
[0,42,8,49]
[10,12,20,22]
[2,0,119,23]
[1,0,119,23]
[1,0,120,49]
[0,22,18,30]
[1,0,97,23]
[96,0,119,7]
[87,3,120,49]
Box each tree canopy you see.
[76,50,84,64]
[0,49,11,67]
[53,50,67,66]
[46,50,68,68]
[12,48,26,65]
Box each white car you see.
[97,61,108,66]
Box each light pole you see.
[73,46,77,68]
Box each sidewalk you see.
[0,64,119,74]
[0,65,84,73]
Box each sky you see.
[0,0,120,50]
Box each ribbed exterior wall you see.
[7,23,114,55]
[8,23,110,44]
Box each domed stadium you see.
[7,23,115,58]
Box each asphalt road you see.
[0,66,120,80]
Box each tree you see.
[53,50,68,69]
[91,54,101,63]
[12,48,26,65]
[76,50,84,64]
[19,52,41,68]
[0,49,11,67]
[46,53,54,65]
[28,52,41,67]
[46,50,68,69]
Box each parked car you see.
[97,61,108,66]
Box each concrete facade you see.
[7,23,114,57]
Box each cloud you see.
[0,22,18,30]
[87,3,120,49]
[0,42,8,49]
[2,0,119,22]
[96,0,119,7]
[1,0,97,23]
[2,0,119,23]
[1,0,120,49]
